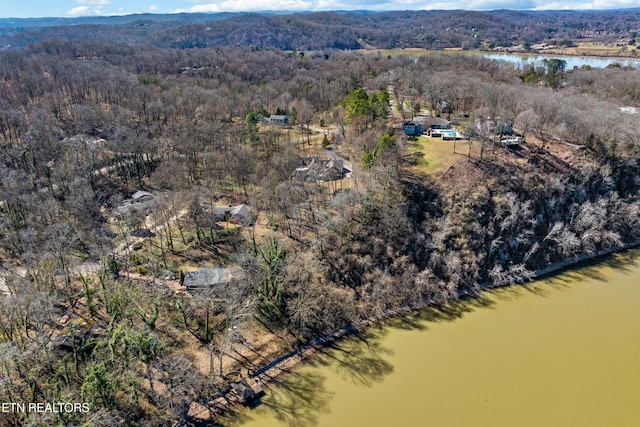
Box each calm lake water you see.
[479,52,640,69]
[230,250,640,427]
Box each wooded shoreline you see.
[209,240,640,424]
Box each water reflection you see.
[489,281,552,301]
[257,371,332,427]
[227,369,332,427]
[478,52,640,69]
[229,327,396,427]
[231,248,640,427]
[419,294,497,321]
[318,331,394,388]
[544,249,640,287]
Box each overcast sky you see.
[0,0,638,18]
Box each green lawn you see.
[409,136,469,174]
[408,135,482,175]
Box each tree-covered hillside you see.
[1,15,640,426]
[2,9,640,50]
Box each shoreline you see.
[200,240,640,424]
[477,49,640,62]
[359,47,640,63]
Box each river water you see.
[478,52,640,69]
[230,250,640,427]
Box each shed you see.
[54,318,95,351]
[439,101,454,115]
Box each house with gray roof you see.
[182,266,240,292]
[293,157,346,182]
[132,190,154,203]
[267,115,289,126]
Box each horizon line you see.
[1,7,640,21]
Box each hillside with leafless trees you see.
[1,20,640,426]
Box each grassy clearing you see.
[408,135,487,175]
[542,43,638,58]
[409,136,462,174]
[356,48,473,58]
[570,42,638,57]
[359,45,639,60]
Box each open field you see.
[359,44,639,60]
[408,135,483,175]
[357,48,472,58]
[541,42,639,58]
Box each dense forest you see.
[1,9,640,427]
[2,9,640,51]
